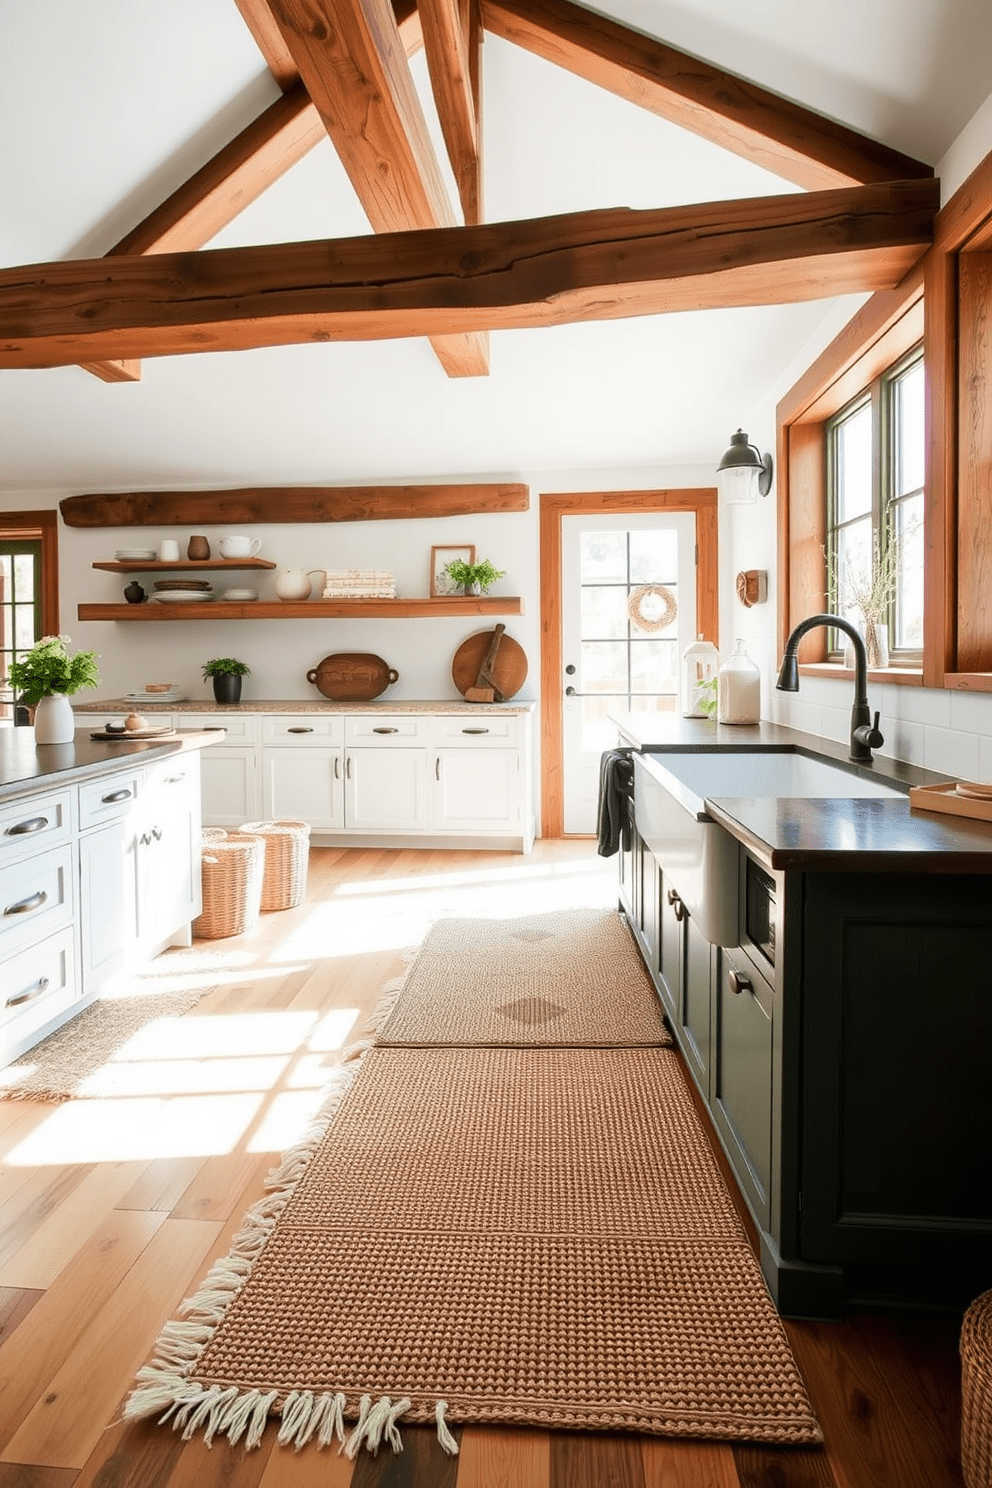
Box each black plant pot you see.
[212,673,243,705]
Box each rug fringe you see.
[340,944,420,1060]
[123,1058,361,1444]
[436,1399,460,1455]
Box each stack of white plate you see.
[152,589,214,603]
[221,587,258,601]
[115,547,158,562]
[123,687,188,703]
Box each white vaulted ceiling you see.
[1,0,989,494]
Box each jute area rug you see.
[0,985,208,1102]
[126,909,820,1457]
[373,907,673,1048]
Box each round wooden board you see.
[451,628,528,700]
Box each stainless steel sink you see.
[634,749,906,948]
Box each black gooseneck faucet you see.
[776,613,885,763]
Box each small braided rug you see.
[126,1044,820,1450]
[374,908,673,1048]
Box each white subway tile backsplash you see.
[819,704,850,745]
[884,684,951,728]
[980,733,992,784]
[924,725,981,780]
[768,695,822,735]
[878,718,926,767]
[949,688,992,736]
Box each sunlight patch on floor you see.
[247,1088,332,1153]
[74,1055,293,1099]
[117,1010,320,1061]
[6,1092,266,1165]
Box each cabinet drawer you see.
[261,714,345,746]
[78,769,143,829]
[1,925,77,1057]
[182,712,259,744]
[431,714,519,746]
[0,842,74,953]
[713,947,774,1231]
[346,715,425,745]
[0,789,72,864]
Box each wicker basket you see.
[239,819,311,910]
[193,831,266,939]
[962,1290,992,1488]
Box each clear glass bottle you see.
[681,635,719,718]
[717,639,761,725]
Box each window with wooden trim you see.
[825,346,924,664]
[0,512,59,723]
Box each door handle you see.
[288,727,313,734]
[334,756,340,779]
[346,756,352,779]
[5,816,48,836]
[728,967,752,996]
[373,727,398,734]
[4,889,47,917]
[462,727,489,734]
[435,757,441,780]
[101,788,133,804]
[6,975,50,1008]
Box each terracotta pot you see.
[306,653,399,701]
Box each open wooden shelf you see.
[77,597,525,621]
[92,558,277,573]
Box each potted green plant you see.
[443,557,507,596]
[202,656,251,705]
[5,634,100,744]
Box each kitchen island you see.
[1,727,218,1069]
[610,712,992,1317]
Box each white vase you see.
[34,692,75,745]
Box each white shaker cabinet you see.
[186,713,259,827]
[260,716,345,830]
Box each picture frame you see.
[430,543,475,597]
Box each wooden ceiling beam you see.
[0,180,938,368]
[233,0,424,87]
[80,81,325,383]
[420,0,484,223]
[258,0,488,376]
[481,0,934,191]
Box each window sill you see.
[798,663,923,687]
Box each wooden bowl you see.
[306,653,399,701]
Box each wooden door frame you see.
[539,488,718,838]
[0,509,60,634]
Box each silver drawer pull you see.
[5,815,49,837]
[334,756,341,779]
[4,889,48,917]
[164,774,184,784]
[372,727,398,734]
[462,727,489,734]
[7,976,50,1009]
[288,727,314,734]
[101,788,133,804]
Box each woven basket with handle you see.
[962,1290,992,1488]
[193,831,266,939]
[239,819,311,910]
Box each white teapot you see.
[219,535,261,559]
[275,568,324,601]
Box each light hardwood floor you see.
[0,842,967,1488]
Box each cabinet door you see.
[79,817,140,990]
[139,756,201,948]
[712,948,773,1231]
[261,747,344,831]
[638,844,661,978]
[200,746,258,827]
[679,913,713,1097]
[345,749,427,832]
[657,870,684,1024]
[617,799,635,916]
[432,748,518,832]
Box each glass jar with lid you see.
[717,639,761,725]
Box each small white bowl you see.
[221,588,258,601]
[115,548,157,561]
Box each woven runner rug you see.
[373,908,672,1048]
[126,1043,821,1454]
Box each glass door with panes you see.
[561,513,696,833]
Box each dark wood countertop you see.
[0,728,219,803]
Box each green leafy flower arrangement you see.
[443,558,507,594]
[201,657,251,679]
[696,676,719,718]
[6,635,100,706]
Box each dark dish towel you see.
[597,748,634,857]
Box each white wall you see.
[3,457,714,701]
[718,98,992,782]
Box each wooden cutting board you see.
[451,628,528,702]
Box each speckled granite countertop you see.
[73,698,537,715]
[0,730,219,802]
